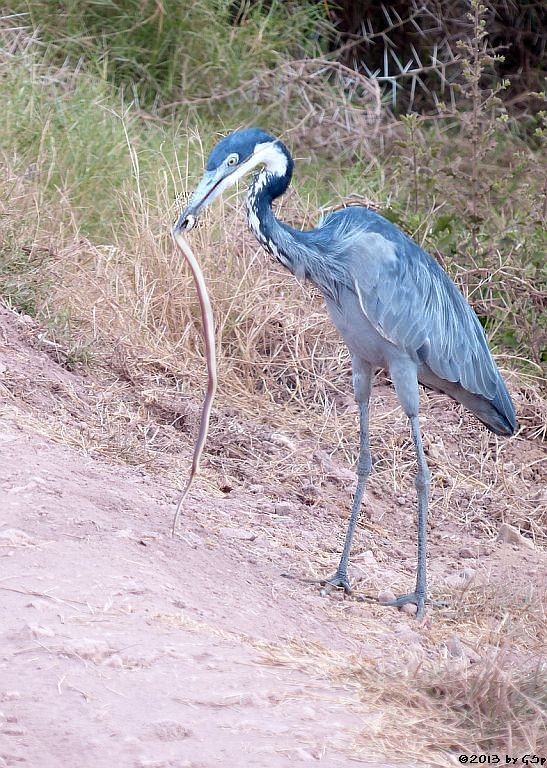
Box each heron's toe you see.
[380,592,447,619]
[319,571,352,596]
[381,591,426,618]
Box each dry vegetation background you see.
[0,1,546,764]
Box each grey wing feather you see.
[323,209,500,400]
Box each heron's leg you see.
[322,360,372,594]
[383,414,431,618]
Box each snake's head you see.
[173,168,222,232]
[175,213,196,232]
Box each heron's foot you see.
[381,591,426,619]
[319,570,352,596]
[381,592,447,619]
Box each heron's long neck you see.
[245,144,348,304]
[246,164,317,282]
[246,175,295,269]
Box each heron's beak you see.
[174,168,227,232]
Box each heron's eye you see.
[226,154,239,167]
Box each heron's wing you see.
[327,213,500,400]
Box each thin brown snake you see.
[171,227,218,536]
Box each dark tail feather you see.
[469,390,516,436]
[418,368,517,436]
[484,377,517,435]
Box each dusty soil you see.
[0,304,545,768]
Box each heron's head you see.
[174,128,291,232]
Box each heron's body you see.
[176,128,516,618]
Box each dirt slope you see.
[1,421,376,768]
[0,305,545,767]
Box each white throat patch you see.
[252,141,288,176]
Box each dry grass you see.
[349,655,546,761]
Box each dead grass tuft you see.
[352,655,546,759]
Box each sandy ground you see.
[0,305,545,767]
[1,421,378,768]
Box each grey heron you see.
[175,128,516,619]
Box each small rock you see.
[324,503,348,520]
[458,547,475,559]
[496,522,534,550]
[27,624,55,639]
[0,528,34,546]
[396,496,406,506]
[247,484,264,494]
[393,624,422,644]
[400,603,418,616]
[219,527,257,541]
[354,550,377,566]
[445,635,465,658]
[269,432,295,451]
[444,567,476,588]
[445,635,481,662]
[428,442,444,460]
[378,589,396,605]
[151,721,192,741]
[174,531,202,549]
[274,501,294,516]
[63,639,112,662]
[0,691,21,702]
[116,528,134,539]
